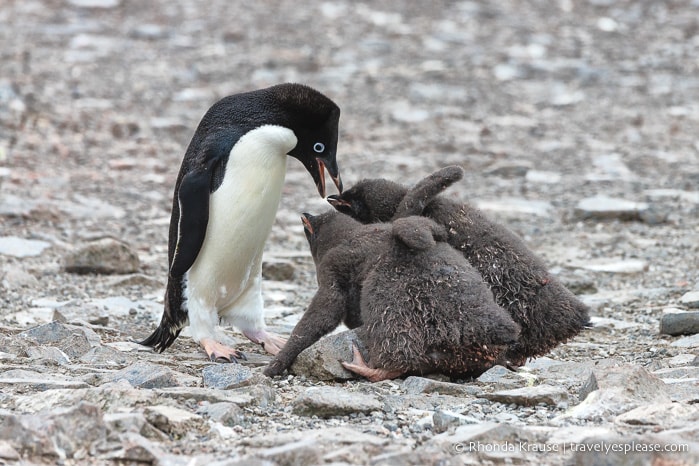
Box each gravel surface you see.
[1,1,698,465]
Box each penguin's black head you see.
[327,179,407,223]
[268,83,342,198]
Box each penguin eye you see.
[313,142,325,153]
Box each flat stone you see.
[680,291,699,308]
[144,405,204,437]
[290,330,364,381]
[574,196,649,221]
[474,198,553,217]
[615,403,699,428]
[570,432,699,466]
[660,308,699,335]
[67,0,121,7]
[667,353,699,367]
[202,363,258,389]
[0,402,106,459]
[1,266,39,289]
[261,260,296,281]
[671,333,699,348]
[63,238,140,274]
[292,386,382,418]
[156,385,276,408]
[79,345,133,366]
[0,441,20,461]
[105,432,167,463]
[17,322,99,358]
[403,376,480,397]
[0,369,89,391]
[429,422,544,453]
[0,236,51,258]
[108,362,188,388]
[483,384,569,407]
[258,439,321,466]
[577,259,649,274]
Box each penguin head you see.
[327,178,407,223]
[267,84,342,197]
[301,210,359,264]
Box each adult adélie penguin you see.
[141,83,342,362]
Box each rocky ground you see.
[1,0,699,464]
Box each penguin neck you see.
[229,124,297,173]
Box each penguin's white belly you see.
[185,125,297,314]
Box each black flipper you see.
[392,165,464,220]
[141,129,242,352]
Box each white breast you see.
[186,125,297,309]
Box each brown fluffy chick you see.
[264,211,519,380]
[327,166,590,367]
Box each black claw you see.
[236,351,248,362]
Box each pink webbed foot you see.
[341,343,404,382]
[200,338,247,363]
[242,330,287,356]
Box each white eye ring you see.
[313,142,325,153]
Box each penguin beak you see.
[326,194,350,208]
[301,213,314,236]
[316,157,343,198]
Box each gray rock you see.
[143,405,204,436]
[1,266,39,289]
[432,410,480,434]
[0,441,19,461]
[79,345,133,366]
[671,333,699,348]
[578,259,649,274]
[403,376,480,397]
[258,439,321,466]
[202,363,258,389]
[474,198,553,217]
[563,364,671,420]
[261,260,296,281]
[24,346,71,365]
[660,308,699,335]
[574,195,649,221]
[666,353,698,367]
[0,236,51,258]
[0,369,89,390]
[196,402,245,427]
[109,362,187,388]
[103,412,168,440]
[67,0,121,7]
[292,386,382,418]
[105,432,166,463]
[680,290,699,308]
[290,330,364,381]
[0,402,106,458]
[156,385,276,408]
[17,321,99,358]
[615,403,699,428]
[483,384,569,407]
[63,238,140,274]
[477,365,537,389]
[429,422,544,453]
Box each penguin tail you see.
[140,324,182,353]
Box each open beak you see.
[326,194,350,208]
[301,213,313,235]
[315,158,343,198]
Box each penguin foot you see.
[242,330,287,356]
[200,338,246,363]
[341,343,403,382]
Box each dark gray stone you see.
[660,308,699,335]
[17,321,99,359]
[63,238,140,275]
[202,363,258,389]
[290,330,365,381]
[483,384,569,407]
[109,362,183,388]
[292,386,382,418]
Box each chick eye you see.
[313,142,325,153]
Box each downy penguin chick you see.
[141,83,343,362]
[264,211,519,380]
[328,166,590,367]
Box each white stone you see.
[0,236,51,257]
